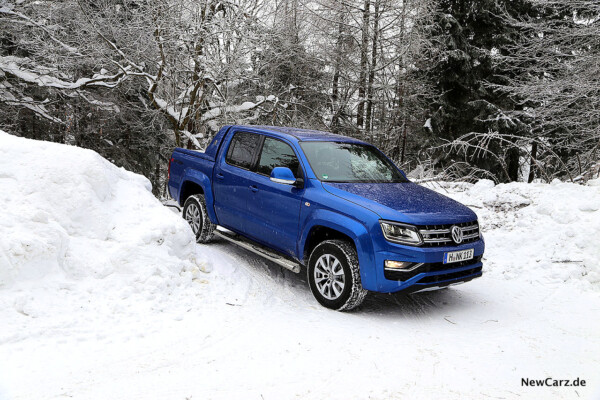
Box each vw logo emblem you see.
[451,225,463,244]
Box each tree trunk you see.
[506,147,520,182]
[528,141,537,183]
[331,4,345,130]
[365,0,380,137]
[400,123,408,163]
[356,0,370,129]
[393,0,408,160]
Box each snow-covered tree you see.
[3,0,596,185]
[0,0,282,149]
[493,0,600,182]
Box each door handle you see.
[216,173,224,179]
[249,185,259,193]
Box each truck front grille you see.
[418,221,480,247]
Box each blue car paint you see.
[245,171,304,257]
[322,182,477,225]
[270,167,297,182]
[168,125,485,294]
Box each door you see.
[245,137,304,257]
[213,131,262,233]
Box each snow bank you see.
[0,131,197,289]
[425,179,600,291]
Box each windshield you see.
[299,141,407,183]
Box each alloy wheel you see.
[185,203,201,234]
[314,254,346,300]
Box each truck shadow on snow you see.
[209,239,478,317]
[359,289,477,317]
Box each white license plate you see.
[443,248,474,264]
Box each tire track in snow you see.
[199,239,313,309]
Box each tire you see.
[182,194,215,243]
[307,239,367,311]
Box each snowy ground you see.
[1,132,599,400]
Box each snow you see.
[0,130,197,287]
[0,56,127,89]
[0,90,62,124]
[424,117,432,132]
[200,96,276,122]
[1,132,599,399]
[0,7,81,55]
[425,180,600,291]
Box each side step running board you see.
[214,226,302,273]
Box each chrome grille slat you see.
[420,229,450,235]
[423,238,453,244]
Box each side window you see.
[257,137,301,177]
[225,132,261,170]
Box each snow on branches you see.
[0,0,279,147]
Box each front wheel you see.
[307,240,367,311]
[182,194,215,243]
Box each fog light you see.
[385,260,414,270]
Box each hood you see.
[322,181,477,225]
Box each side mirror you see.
[270,167,297,185]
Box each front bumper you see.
[372,239,485,293]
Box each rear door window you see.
[225,132,261,170]
[257,137,302,178]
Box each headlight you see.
[380,221,423,246]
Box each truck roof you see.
[231,125,366,143]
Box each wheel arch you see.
[179,180,204,205]
[178,169,218,224]
[299,212,377,291]
[303,226,354,262]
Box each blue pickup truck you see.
[168,125,484,310]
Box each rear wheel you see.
[307,239,367,311]
[183,194,215,243]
